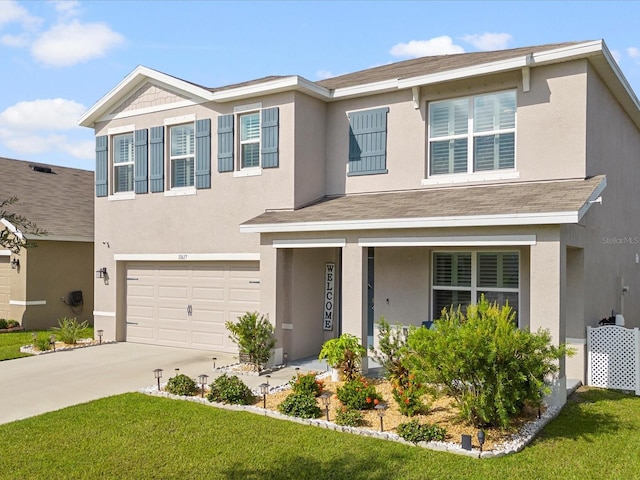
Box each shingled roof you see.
[242,176,605,232]
[0,157,94,241]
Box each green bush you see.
[335,406,363,427]
[319,334,367,381]
[207,374,254,405]
[35,334,52,351]
[391,375,429,417]
[6,319,19,328]
[290,372,324,397]
[406,295,571,428]
[370,317,410,383]
[225,312,276,371]
[336,376,383,410]
[52,317,89,345]
[0,319,7,329]
[396,419,446,444]
[277,392,322,419]
[165,374,198,396]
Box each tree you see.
[0,197,46,253]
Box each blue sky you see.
[1,0,640,171]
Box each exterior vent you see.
[29,164,54,174]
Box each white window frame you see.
[107,125,135,200]
[426,90,517,184]
[169,122,195,190]
[239,111,261,170]
[431,250,520,325]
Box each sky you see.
[1,0,640,171]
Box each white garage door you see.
[126,262,260,351]
[0,257,9,319]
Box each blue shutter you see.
[195,118,211,189]
[261,107,279,168]
[134,129,148,194]
[149,126,164,192]
[95,135,108,197]
[348,107,389,176]
[217,114,234,172]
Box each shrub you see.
[0,319,7,329]
[290,372,324,397]
[406,295,571,428]
[319,334,366,381]
[391,375,429,417]
[52,317,89,345]
[165,374,198,396]
[396,419,446,444]
[335,406,363,427]
[225,312,276,371]
[35,334,52,351]
[207,374,254,405]
[370,317,410,383]
[336,376,383,410]
[6,319,19,328]
[277,392,322,419]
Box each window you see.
[240,112,260,169]
[170,124,195,188]
[348,107,389,176]
[113,133,134,193]
[428,91,515,176]
[432,251,519,321]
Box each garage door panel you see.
[126,261,259,352]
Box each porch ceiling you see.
[241,176,606,233]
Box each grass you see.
[0,327,94,361]
[0,387,637,479]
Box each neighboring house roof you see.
[240,176,606,233]
[0,157,94,241]
[79,39,640,130]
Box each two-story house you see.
[79,40,640,407]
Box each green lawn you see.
[0,328,94,361]
[0,388,637,479]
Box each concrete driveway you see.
[0,343,251,425]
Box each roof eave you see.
[211,76,331,102]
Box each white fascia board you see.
[78,66,214,128]
[113,253,260,261]
[599,42,640,113]
[331,78,401,99]
[397,55,531,90]
[577,176,607,221]
[240,211,580,234]
[0,218,23,240]
[530,40,603,65]
[358,235,537,248]
[272,238,347,249]
[212,76,331,102]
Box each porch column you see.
[341,239,369,371]
[259,241,288,366]
[529,232,567,407]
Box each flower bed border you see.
[19,339,116,355]
[0,326,25,334]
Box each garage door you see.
[0,257,9,319]
[126,262,260,351]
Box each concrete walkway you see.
[0,343,310,426]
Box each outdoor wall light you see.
[319,392,331,421]
[49,334,56,352]
[212,357,217,370]
[153,368,163,391]
[10,258,19,269]
[198,374,209,398]
[477,430,486,453]
[97,329,104,344]
[375,402,388,432]
[95,267,107,279]
[259,383,270,409]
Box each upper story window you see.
[170,124,195,188]
[113,133,134,193]
[428,91,516,176]
[240,112,260,169]
[348,107,389,176]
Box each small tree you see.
[0,197,46,253]
[406,295,570,428]
[318,333,366,381]
[225,311,276,371]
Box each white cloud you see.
[1,33,30,47]
[316,70,335,80]
[611,49,622,64]
[0,0,42,30]
[0,98,86,131]
[0,98,93,160]
[390,36,464,58]
[627,47,640,59]
[31,20,124,67]
[461,32,512,51]
[52,0,81,17]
